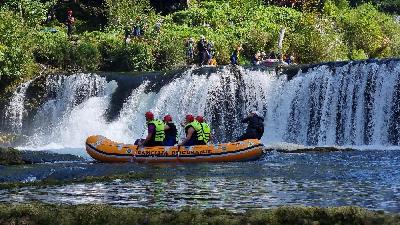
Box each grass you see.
[0,203,398,225]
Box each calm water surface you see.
[0,150,399,212]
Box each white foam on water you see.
[5,61,400,153]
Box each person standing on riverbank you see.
[186,37,194,64]
[197,35,207,66]
[230,45,242,65]
[65,9,75,38]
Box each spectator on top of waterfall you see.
[124,26,131,44]
[285,53,296,65]
[44,5,56,24]
[154,19,162,34]
[207,41,215,57]
[237,110,264,141]
[65,9,75,38]
[132,16,141,37]
[230,45,242,65]
[261,52,267,61]
[206,41,216,66]
[197,35,207,66]
[252,51,261,65]
[278,54,288,66]
[186,37,195,64]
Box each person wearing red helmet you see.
[163,115,178,146]
[196,116,212,143]
[65,9,75,38]
[178,114,206,146]
[137,111,165,147]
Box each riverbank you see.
[0,203,398,225]
[1,0,400,91]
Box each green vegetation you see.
[0,147,24,165]
[0,203,398,225]
[1,0,400,90]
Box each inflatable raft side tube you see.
[86,142,263,158]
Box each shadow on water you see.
[1,149,399,212]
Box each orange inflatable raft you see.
[85,135,265,163]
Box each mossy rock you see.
[0,147,24,165]
[0,203,398,225]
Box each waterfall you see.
[4,80,32,133]
[3,60,400,150]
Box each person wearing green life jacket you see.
[178,114,206,146]
[138,111,165,147]
[163,114,178,146]
[196,115,212,143]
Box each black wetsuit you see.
[197,39,207,66]
[165,122,178,146]
[238,115,264,141]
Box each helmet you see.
[185,114,194,122]
[163,115,172,122]
[250,110,260,117]
[195,116,204,123]
[145,111,154,120]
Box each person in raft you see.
[137,111,165,147]
[163,114,178,146]
[196,116,212,144]
[178,114,206,146]
[237,110,264,141]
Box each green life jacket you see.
[201,122,211,143]
[185,120,204,141]
[147,119,165,142]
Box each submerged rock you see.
[19,150,84,164]
[0,147,24,165]
[265,142,355,153]
[0,148,84,165]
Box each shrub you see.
[72,41,102,71]
[340,4,395,58]
[350,49,368,60]
[33,31,72,68]
[287,13,348,64]
[0,10,37,85]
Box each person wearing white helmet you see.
[237,109,264,141]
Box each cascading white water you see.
[4,60,400,150]
[4,80,32,132]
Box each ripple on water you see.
[0,150,399,212]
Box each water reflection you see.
[1,150,399,212]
